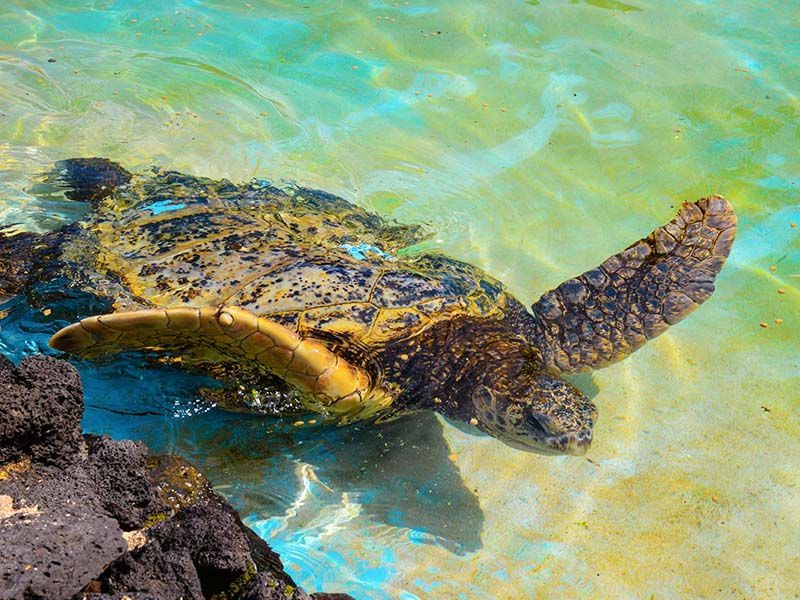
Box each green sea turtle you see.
[0,158,737,455]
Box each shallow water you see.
[1,0,798,597]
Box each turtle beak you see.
[565,429,592,455]
[522,411,594,455]
[500,423,594,456]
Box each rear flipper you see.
[532,196,737,374]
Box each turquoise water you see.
[1,1,799,597]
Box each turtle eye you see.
[525,412,552,437]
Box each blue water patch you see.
[729,49,762,72]
[766,153,787,168]
[755,175,797,191]
[249,178,273,190]
[141,200,187,215]
[340,243,392,261]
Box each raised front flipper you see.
[531,196,737,374]
[49,306,393,420]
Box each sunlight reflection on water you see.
[1,0,798,597]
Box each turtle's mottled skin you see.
[0,158,737,455]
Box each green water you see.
[1,1,798,597]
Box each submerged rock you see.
[0,355,354,600]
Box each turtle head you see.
[471,374,596,455]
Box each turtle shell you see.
[66,170,510,348]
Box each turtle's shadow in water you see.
[87,394,487,554]
[156,409,486,556]
[173,374,599,557]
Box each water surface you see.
[1,1,798,597]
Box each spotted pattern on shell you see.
[67,169,508,352]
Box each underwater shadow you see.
[162,410,486,556]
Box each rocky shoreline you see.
[0,354,354,600]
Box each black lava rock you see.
[86,435,161,530]
[96,538,206,600]
[0,354,84,466]
[0,498,127,600]
[0,355,355,600]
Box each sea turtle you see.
[0,158,737,455]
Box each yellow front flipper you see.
[49,306,393,419]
